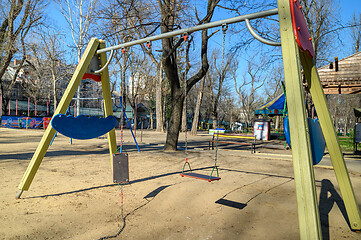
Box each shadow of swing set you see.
[16,0,360,238]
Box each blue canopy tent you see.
[254,93,285,116]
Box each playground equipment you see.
[180,25,228,182]
[208,133,256,153]
[16,0,360,238]
[254,93,286,116]
[114,96,140,153]
[50,106,73,146]
[284,116,326,165]
[51,114,117,140]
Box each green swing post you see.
[278,0,322,238]
[300,51,361,231]
[98,40,117,172]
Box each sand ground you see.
[0,127,360,240]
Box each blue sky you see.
[46,0,361,61]
[45,0,361,99]
[337,0,361,59]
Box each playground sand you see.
[0,127,360,239]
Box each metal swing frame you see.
[16,1,361,238]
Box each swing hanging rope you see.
[180,24,227,182]
[182,33,192,175]
[211,23,228,180]
[120,50,125,153]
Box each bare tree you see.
[100,0,219,150]
[35,29,68,109]
[56,0,98,115]
[300,0,342,66]
[0,0,44,115]
[161,0,220,150]
[190,75,206,135]
[350,12,361,53]
[263,63,284,100]
[126,52,155,130]
[234,56,269,126]
[22,39,53,106]
[207,50,232,127]
[99,0,166,131]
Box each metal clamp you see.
[245,19,281,46]
[222,23,228,32]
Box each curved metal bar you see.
[94,49,114,74]
[245,18,281,46]
[97,8,279,54]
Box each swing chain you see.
[119,48,126,153]
[221,23,228,71]
[184,33,188,163]
[214,24,228,169]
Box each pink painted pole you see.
[27,98,30,116]
[8,100,10,115]
[16,100,18,116]
[35,101,37,116]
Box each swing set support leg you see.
[99,40,118,172]
[278,0,322,238]
[122,105,140,152]
[16,38,117,199]
[300,52,361,231]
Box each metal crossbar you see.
[96,8,278,55]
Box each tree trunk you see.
[149,109,154,129]
[156,62,163,132]
[163,96,166,132]
[275,115,280,131]
[161,0,219,150]
[0,92,2,117]
[181,100,186,132]
[212,116,217,129]
[212,100,218,129]
[191,76,206,135]
[164,87,183,151]
[52,70,57,110]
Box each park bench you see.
[209,133,256,153]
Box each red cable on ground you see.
[121,125,123,150]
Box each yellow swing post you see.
[278,0,361,237]
[98,40,117,170]
[16,38,116,199]
[278,0,322,239]
[300,52,361,231]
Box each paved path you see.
[250,151,361,174]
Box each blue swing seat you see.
[284,116,326,165]
[51,114,117,140]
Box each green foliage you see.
[338,135,354,151]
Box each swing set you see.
[180,24,228,182]
[15,0,360,238]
